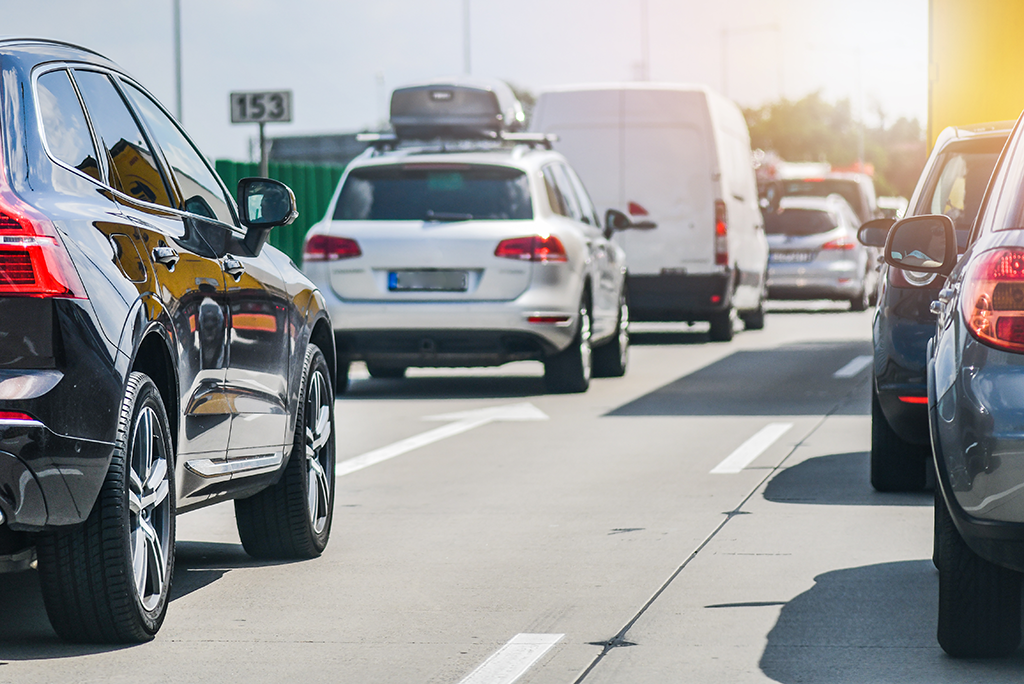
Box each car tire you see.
[870,387,929,492]
[741,278,768,331]
[36,372,175,643]
[235,343,336,559]
[544,299,592,393]
[935,487,1022,657]
[850,276,871,311]
[708,309,734,342]
[592,290,629,378]
[366,363,407,379]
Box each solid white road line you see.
[833,354,872,378]
[711,423,793,474]
[458,633,564,684]
[335,402,548,478]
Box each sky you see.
[3,0,929,162]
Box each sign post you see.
[230,90,293,177]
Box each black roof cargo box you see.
[390,78,525,140]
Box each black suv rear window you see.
[333,164,532,221]
[765,208,838,236]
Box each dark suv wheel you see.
[36,372,175,643]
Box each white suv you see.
[301,80,633,393]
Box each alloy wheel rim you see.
[128,405,171,612]
[304,368,333,534]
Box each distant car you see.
[858,122,1010,492]
[302,80,633,393]
[761,171,881,224]
[765,194,877,310]
[884,112,1024,658]
[877,195,909,219]
[0,40,338,643]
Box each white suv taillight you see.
[0,185,84,298]
[494,235,567,262]
[962,248,1024,351]
[303,234,362,262]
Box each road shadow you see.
[764,452,932,507]
[339,374,547,400]
[607,341,872,417]
[0,541,283,659]
[630,330,714,346]
[759,560,1024,682]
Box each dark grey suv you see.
[0,39,337,643]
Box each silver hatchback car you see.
[301,82,631,393]
[765,194,878,310]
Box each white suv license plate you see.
[389,270,469,292]
[770,251,814,264]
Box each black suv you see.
[858,122,1010,491]
[0,40,337,642]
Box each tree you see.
[744,93,926,198]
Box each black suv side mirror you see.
[237,178,298,255]
[883,214,957,276]
[857,217,895,247]
[604,208,657,239]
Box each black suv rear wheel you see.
[870,387,929,491]
[36,372,175,643]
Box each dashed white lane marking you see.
[458,633,564,684]
[335,403,548,478]
[711,423,793,474]
[833,355,872,378]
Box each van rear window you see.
[764,208,837,236]
[333,164,532,221]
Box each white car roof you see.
[346,144,565,174]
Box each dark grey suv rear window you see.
[765,208,838,236]
[333,164,532,221]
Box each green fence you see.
[215,160,345,265]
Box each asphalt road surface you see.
[4,304,1024,683]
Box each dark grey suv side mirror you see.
[883,214,957,276]
[857,217,895,247]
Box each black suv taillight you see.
[0,168,84,298]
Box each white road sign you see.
[230,90,292,124]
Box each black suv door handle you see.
[152,246,179,271]
[222,255,244,280]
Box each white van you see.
[530,84,768,341]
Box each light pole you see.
[463,0,471,75]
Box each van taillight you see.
[714,200,728,266]
[822,237,856,250]
[962,248,1024,351]
[0,197,84,298]
[495,235,567,262]
[303,234,362,262]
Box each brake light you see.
[303,234,362,262]
[0,410,36,421]
[714,200,728,266]
[0,178,84,298]
[962,248,1024,351]
[495,235,568,262]
[898,396,929,405]
[822,237,856,250]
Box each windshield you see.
[333,164,533,221]
[764,208,838,236]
